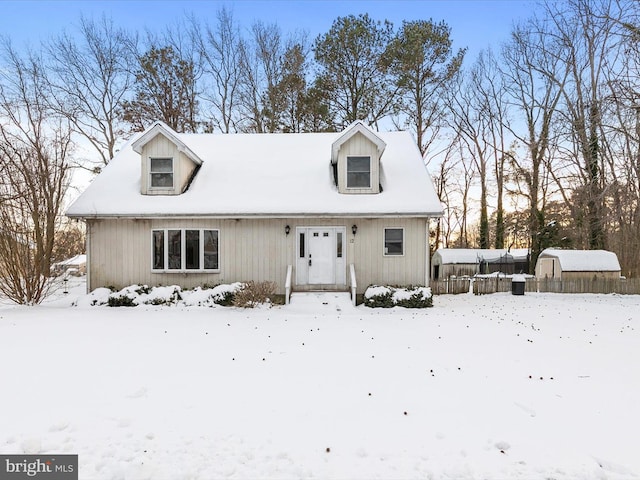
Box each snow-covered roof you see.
[54,254,86,267]
[434,248,529,264]
[66,127,443,219]
[538,249,621,272]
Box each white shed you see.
[535,249,621,280]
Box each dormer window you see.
[150,157,174,188]
[347,156,371,188]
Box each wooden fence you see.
[430,277,471,295]
[433,277,640,295]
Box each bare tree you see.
[0,41,72,304]
[499,19,568,269]
[46,15,135,167]
[192,7,242,133]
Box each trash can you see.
[511,274,526,295]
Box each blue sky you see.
[2,0,536,59]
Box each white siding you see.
[337,132,380,194]
[140,133,197,195]
[86,217,429,294]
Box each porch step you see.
[288,291,355,312]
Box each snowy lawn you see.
[1,281,639,480]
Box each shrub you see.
[363,286,395,308]
[232,281,277,308]
[213,290,235,306]
[107,295,136,307]
[364,285,433,309]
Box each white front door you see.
[308,228,335,284]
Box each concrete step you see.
[288,291,355,312]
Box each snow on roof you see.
[434,248,529,264]
[66,128,443,218]
[54,254,86,266]
[538,249,621,272]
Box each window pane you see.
[203,230,219,270]
[347,156,371,188]
[299,232,305,258]
[384,228,403,255]
[151,173,173,188]
[152,230,164,269]
[150,158,173,172]
[336,232,343,258]
[168,230,182,269]
[185,230,200,270]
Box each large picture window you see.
[384,228,404,256]
[150,157,174,188]
[347,156,371,188]
[152,229,219,271]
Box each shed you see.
[52,254,87,276]
[431,248,530,280]
[535,249,621,280]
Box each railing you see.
[349,264,357,306]
[285,265,292,305]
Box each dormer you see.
[331,121,386,194]
[132,121,203,196]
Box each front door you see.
[308,228,335,284]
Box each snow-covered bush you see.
[83,283,245,307]
[180,283,244,307]
[364,285,433,308]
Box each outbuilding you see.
[431,248,530,280]
[535,249,621,280]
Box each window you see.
[152,229,219,271]
[384,228,404,256]
[150,157,173,188]
[299,232,305,258]
[347,156,371,188]
[336,232,343,258]
[203,230,219,270]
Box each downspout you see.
[425,219,430,287]
[85,220,91,294]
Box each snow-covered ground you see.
[1,279,639,479]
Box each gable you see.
[332,122,387,195]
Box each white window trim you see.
[151,228,220,272]
[149,157,175,190]
[383,227,405,257]
[346,155,371,189]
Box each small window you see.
[150,157,173,188]
[384,228,404,256]
[299,232,305,258]
[152,230,164,270]
[203,230,219,270]
[336,232,343,258]
[168,230,182,269]
[347,156,371,188]
[185,230,200,270]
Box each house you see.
[66,121,443,301]
[52,254,87,276]
[535,248,621,280]
[431,248,530,280]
